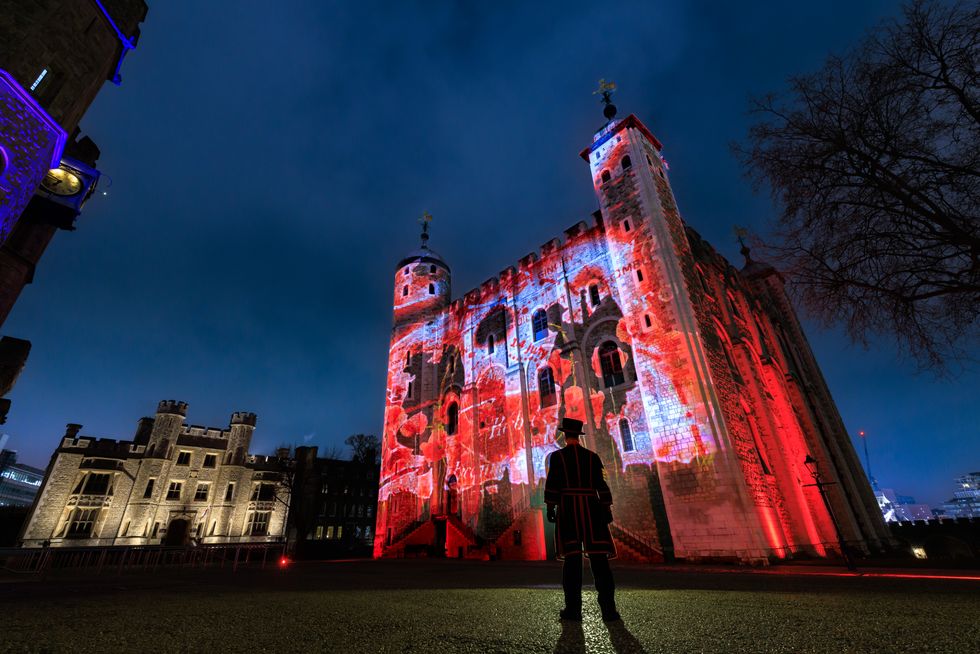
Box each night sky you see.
[3,1,976,507]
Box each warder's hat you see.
[559,418,585,437]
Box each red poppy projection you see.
[375,114,888,563]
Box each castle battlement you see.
[231,411,257,427]
[156,400,188,416]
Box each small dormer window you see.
[621,155,632,170]
[428,283,435,295]
[601,170,611,183]
[589,284,601,307]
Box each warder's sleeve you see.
[544,450,563,506]
[595,453,613,506]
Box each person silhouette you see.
[544,417,619,622]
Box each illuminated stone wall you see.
[20,401,289,548]
[376,114,889,563]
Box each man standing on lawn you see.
[544,417,619,622]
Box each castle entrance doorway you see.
[164,518,190,546]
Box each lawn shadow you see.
[553,619,585,654]
[607,620,647,654]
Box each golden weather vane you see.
[593,79,618,120]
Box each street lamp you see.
[803,454,856,571]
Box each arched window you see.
[428,283,435,295]
[538,367,557,407]
[488,335,495,354]
[402,285,408,297]
[403,267,409,276]
[589,284,601,307]
[601,170,611,183]
[446,402,459,435]
[621,155,632,170]
[599,341,625,388]
[619,419,634,452]
[623,219,631,233]
[532,309,548,341]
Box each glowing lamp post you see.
[803,454,856,571]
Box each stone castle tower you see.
[375,99,889,563]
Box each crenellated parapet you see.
[156,400,188,416]
[231,411,257,427]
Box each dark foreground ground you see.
[1,559,978,653]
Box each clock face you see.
[40,167,83,196]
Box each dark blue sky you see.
[3,1,976,506]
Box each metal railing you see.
[0,542,286,575]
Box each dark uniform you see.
[544,418,618,621]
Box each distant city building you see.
[875,486,933,523]
[288,446,380,557]
[0,449,44,507]
[935,473,980,519]
[377,105,889,563]
[19,401,290,548]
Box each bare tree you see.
[345,434,380,465]
[737,0,979,372]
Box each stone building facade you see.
[288,446,380,558]
[376,109,890,563]
[20,400,289,547]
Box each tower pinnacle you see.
[419,212,432,249]
[594,79,618,121]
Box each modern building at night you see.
[935,473,980,519]
[875,486,934,523]
[0,448,44,507]
[288,446,380,558]
[0,1,148,421]
[376,104,890,563]
[19,400,290,547]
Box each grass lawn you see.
[2,586,976,653]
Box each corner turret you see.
[145,399,187,458]
[393,213,451,329]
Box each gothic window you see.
[176,451,191,466]
[636,269,644,283]
[428,283,435,295]
[66,508,99,538]
[599,341,626,388]
[589,284,601,307]
[601,170,611,183]
[251,483,276,502]
[727,293,743,321]
[82,473,112,496]
[402,285,408,297]
[623,220,631,233]
[143,478,155,499]
[621,155,632,170]
[488,334,495,354]
[538,367,557,407]
[619,419,635,452]
[225,482,235,502]
[167,481,182,501]
[644,314,652,328]
[245,511,270,536]
[446,402,459,435]
[532,309,548,341]
[194,483,210,502]
[203,454,217,468]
